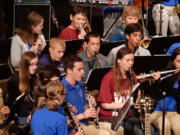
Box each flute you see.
[83,83,100,129]
[137,69,180,79]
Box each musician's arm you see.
[101,102,125,110]
[74,105,97,120]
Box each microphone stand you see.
[162,91,166,135]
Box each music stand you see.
[147,35,180,55]
[64,39,84,56]
[133,56,171,74]
[85,67,112,91]
[100,40,127,56]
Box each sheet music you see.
[111,82,140,131]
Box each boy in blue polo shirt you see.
[62,54,124,135]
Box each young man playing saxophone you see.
[78,31,110,82]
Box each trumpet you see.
[137,69,180,79]
[79,19,91,39]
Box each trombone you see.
[139,9,152,49]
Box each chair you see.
[7,57,15,75]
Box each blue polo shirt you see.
[166,43,180,55]
[154,80,179,112]
[162,0,179,6]
[61,78,87,125]
[31,106,68,135]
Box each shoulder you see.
[60,27,72,34]
[11,34,25,44]
[99,54,109,64]
[78,51,86,58]
[99,53,106,59]
[111,44,125,53]
[166,43,180,54]
[103,71,114,81]
[77,81,85,89]
[39,54,50,65]
[78,51,89,62]
[138,46,151,55]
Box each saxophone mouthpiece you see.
[95,51,99,56]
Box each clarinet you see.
[62,100,78,132]
[129,69,144,130]
[83,83,100,129]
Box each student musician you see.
[7,51,39,134]
[78,31,110,82]
[150,47,180,135]
[39,37,66,77]
[62,54,124,135]
[98,47,159,135]
[31,80,83,135]
[59,6,91,53]
[11,11,46,69]
[59,6,90,41]
[107,23,151,66]
[109,6,141,42]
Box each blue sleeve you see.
[82,85,87,106]
[109,27,126,42]
[129,0,133,5]
[109,34,123,43]
[166,43,180,55]
[56,117,68,135]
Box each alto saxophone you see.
[96,53,101,69]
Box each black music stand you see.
[100,40,127,56]
[64,39,84,56]
[85,67,111,91]
[147,35,180,55]
[133,56,170,74]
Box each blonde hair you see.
[122,6,141,19]
[46,81,66,110]
[49,37,66,49]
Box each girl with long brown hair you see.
[98,47,144,135]
[7,51,38,129]
[11,11,46,69]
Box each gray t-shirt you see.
[107,44,151,65]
